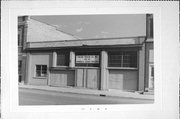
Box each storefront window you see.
[36,65,47,77]
[75,52,100,67]
[108,51,137,68]
[56,52,69,66]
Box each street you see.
[19,88,153,105]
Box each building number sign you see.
[76,55,99,63]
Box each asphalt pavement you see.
[19,88,153,105]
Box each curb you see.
[19,85,154,100]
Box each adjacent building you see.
[18,14,154,92]
[18,16,28,83]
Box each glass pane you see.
[42,65,47,70]
[36,65,41,70]
[123,63,130,67]
[42,70,47,74]
[36,70,41,77]
[108,53,122,67]
[108,51,137,68]
[42,65,47,73]
[42,65,47,77]
[129,53,137,68]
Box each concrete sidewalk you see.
[19,84,154,100]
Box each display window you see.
[56,52,69,66]
[108,51,137,68]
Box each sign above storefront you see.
[76,55,99,63]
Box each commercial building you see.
[18,14,154,92]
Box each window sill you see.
[55,66,69,68]
[107,67,138,70]
[50,67,75,71]
[33,77,47,79]
[50,66,100,70]
[74,67,100,69]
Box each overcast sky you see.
[31,14,146,39]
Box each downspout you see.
[23,16,30,51]
[144,14,149,92]
[139,36,147,92]
[23,16,29,84]
[144,36,147,92]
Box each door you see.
[76,68,99,89]
[75,51,100,89]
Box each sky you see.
[31,14,146,39]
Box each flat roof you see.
[26,36,148,50]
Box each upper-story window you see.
[56,52,69,66]
[108,51,137,68]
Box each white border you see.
[1,1,179,119]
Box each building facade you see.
[18,14,154,92]
[18,16,28,83]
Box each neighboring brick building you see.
[18,14,154,92]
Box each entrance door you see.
[76,68,100,89]
[86,69,100,89]
[75,51,100,89]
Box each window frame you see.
[108,51,138,69]
[35,65,48,78]
[56,51,70,67]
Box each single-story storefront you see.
[25,36,153,91]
